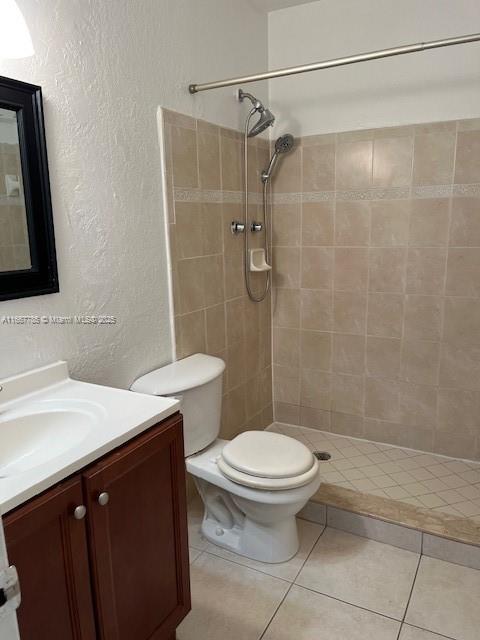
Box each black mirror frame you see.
[0,75,58,301]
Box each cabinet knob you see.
[97,492,110,506]
[73,505,87,520]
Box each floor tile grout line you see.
[403,621,458,640]
[396,551,423,640]
[291,583,406,625]
[257,524,327,640]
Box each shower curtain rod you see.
[188,32,480,94]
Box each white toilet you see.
[131,353,321,563]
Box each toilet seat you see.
[217,431,319,490]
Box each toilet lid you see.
[221,431,315,479]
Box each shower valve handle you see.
[231,221,245,235]
[251,221,263,232]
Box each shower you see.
[235,89,295,303]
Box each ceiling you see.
[250,0,318,13]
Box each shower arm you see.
[189,32,480,94]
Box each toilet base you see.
[195,478,300,563]
[201,510,299,563]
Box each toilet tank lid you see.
[130,353,225,396]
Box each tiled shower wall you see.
[162,109,272,439]
[271,118,480,461]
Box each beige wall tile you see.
[333,334,365,375]
[369,248,406,293]
[446,248,480,296]
[206,304,226,354]
[334,248,368,291]
[336,140,373,189]
[302,202,334,246]
[273,288,300,328]
[300,406,331,431]
[449,197,480,247]
[335,201,370,246]
[406,248,447,294]
[272,204,301,246]
[404,295,442,341]
[198,127,221,190]
[274,365,300,405]
[178,310,206,358]
[273,144,302,192]
[226,297,245,344]
[434,431,477,459]
[331,412,365,437]
[439,344,480,390]
[203,254,224,306]
[275,401,300,424]
[300,368,332,409]
[224,252,245,300]
[409,199,450,247]
[366,336,401,379]
[220,134,242,191]
[225,341,246,390]
[365,377,400,422]
[301,289,333,331]
[412,132,456,186]
[274,247,301,288]
[399,382,437,428]
[454,130,480,184]
[202,204,223,255]
[301,247,333,289]
[171,125,198,187]
[400,340,440,385]
[443,297,480,345]
[333,291,367,334]
[331,374,364,415]
[367,293,404,338]
[302,143,335,191]
[373,136,413,187]
[177,258,205,313]
[301,331,332,371]
[438,388,480,435]
[370,200,410,247]
[273,328,300,367]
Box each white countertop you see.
[0,362,180,514]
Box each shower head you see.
[238,88,275,137]
[248,108,275,137]
[262,133,295,183]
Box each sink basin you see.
[0,400,102,477]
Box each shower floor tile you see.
[267,422,480,536]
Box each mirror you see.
[0,75,58,301]
[0,107,31,272]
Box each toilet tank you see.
[130,354,225,456]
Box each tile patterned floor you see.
[181,501,480,640]
[267,422,480,525]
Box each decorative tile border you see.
[174,184,480,206]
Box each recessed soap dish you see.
[249,248,271,272]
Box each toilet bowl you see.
[131,353,321,563]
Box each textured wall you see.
[272,117,480,461]
[0,0,267,387]
[163,109,273,438]
[269,0,480,137]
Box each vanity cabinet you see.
[4,413,190,640]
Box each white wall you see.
[268,0,480,137]
[0,0,267,388]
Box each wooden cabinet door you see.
[4,477,96,640]
[83,414,190,640]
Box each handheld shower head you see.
[262,134,295,183]
[239,88,275,137]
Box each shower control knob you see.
[215,527,224,536]
[251,221,263,232]
[231,221,245,235]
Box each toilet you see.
[131,353,321,563]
